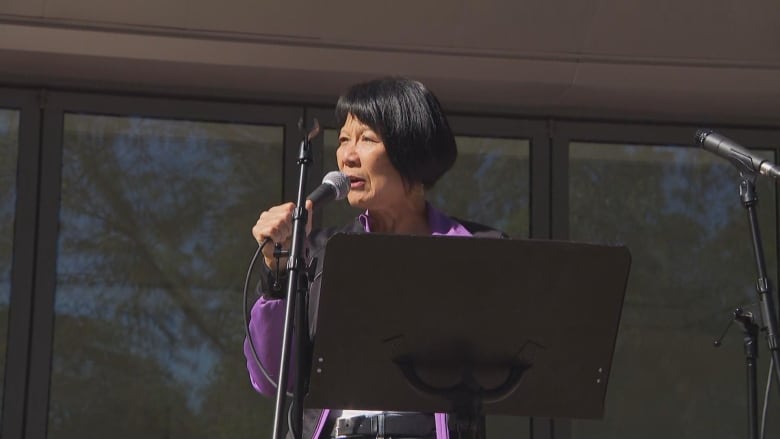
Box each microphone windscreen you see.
[322,171,350,200]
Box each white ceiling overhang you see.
[1,0,778,125]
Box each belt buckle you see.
[334,415,364,439]
[375,413,385,439]
[371,413,385,439]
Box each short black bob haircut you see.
[335,77,457,189]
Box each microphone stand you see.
[738,172,780,397]
[737,311,760,439]
[715,308,759,439]
[271,120,321,439]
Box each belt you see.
[333,412,436,439]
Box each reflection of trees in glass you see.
[49,114,280,438]
[320,130,530,237]
[431,137,529,238]
[569,143,778,439]
[0,108,19,415]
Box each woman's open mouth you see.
[348,176,365,190]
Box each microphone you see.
[696,130,780,179]
[306,171,350,207]
[254,172,349,250]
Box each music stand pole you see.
[738,174,780,395]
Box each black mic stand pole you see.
[736,310,760,439]
[716,308,760,439]
[738,172,780,396]
[271,120,321,439]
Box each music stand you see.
[305,234,631,437]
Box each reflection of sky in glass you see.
[656,146,745,237]
[52,114,283,414]
[571,142,776,308]
[0,108,19,409]
[569,141,778,439]
[0,109,19,294]
[55,284,219,409]
[432,136,530,238]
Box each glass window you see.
[430,136,529,238]
[321,130,530,238]
[569,142,778,438]
[0,108,20,412]
[48,114,284,438]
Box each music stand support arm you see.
[272,135,314,439]
[396,360,530,439]
[738,174,780,397]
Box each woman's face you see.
[337,114,407,210]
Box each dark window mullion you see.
[2,88,43,439]
[550,130,569,241]
[25,99,65,439]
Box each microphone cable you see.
[243,237,293,398]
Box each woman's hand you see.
[252,201,313,270]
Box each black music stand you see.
[305,234,631,438]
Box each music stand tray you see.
[305,233,631,420]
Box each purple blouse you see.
[244,205,472,439]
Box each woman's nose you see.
[339,143,360,167]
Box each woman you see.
[245,77,505,439]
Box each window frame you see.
[1,88,42,439]
[25,92,303,439]
[5,85,780,439]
